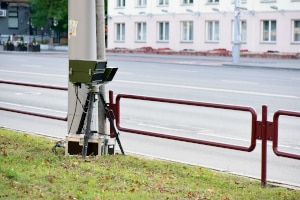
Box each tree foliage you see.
[29,0,108,33]
[29,0,68,32]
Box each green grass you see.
[0,127,299,200]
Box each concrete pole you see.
[96,0,107,136]
[232,0,241,64]
[68,0,97,135]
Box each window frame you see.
[292,20,300,43]
[206,20,219,42]
[115,23,125,42]
[261,20,277,43]
[136,22,147,42]
[116,0,126,8]
[232,20,247,43]
[207,0,219,3]
[158,0,169,6]
[136,0,147,7]
[157,21,169,42]
[182,0,194,5]
[8,6,18,29]
[181,21,194,42]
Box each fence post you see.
[261,105,268,186]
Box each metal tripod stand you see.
[77,87,125,159]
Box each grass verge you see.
[0,127,299,200]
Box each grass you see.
[0,127,299,200]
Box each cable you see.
[53,85,81,155]
[67,86,79,135]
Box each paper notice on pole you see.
[68,19,78,39]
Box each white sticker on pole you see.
[68,19,78,39]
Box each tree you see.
[28,0,108,40]
[29,0,68,32]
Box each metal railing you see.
[1,80,299,186]
[0,80,67,121]
[108,90,300,186]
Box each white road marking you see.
[21,64,41,68]
[171,70,198,73]
[15,92,42,95]
[116,80,300,99]
[221,80,258,85]
[196,132,250,143]
[0,70,67,77]
[0,101,66,114]
[118,72,133,75]
[178,61,196,65]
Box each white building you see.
[107,0,300,54]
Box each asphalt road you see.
[0,52,300,187]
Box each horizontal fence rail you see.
[0,80,67,121]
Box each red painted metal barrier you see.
[0,80,67,91]
[273,110,300,160]
[0,80,67,121]
[113,92,258,152]
[1,81,299,186]
[108,90,300,186]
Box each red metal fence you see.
[1,80,299,186]
[108,90,300,186]
[0,80,67,121]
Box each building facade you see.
[0,0,59,44]
[107,0,300,53]
[0,0,31,38]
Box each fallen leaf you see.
[208,189,214,193]
[129,188,135,192]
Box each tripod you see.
[77,87,125,159]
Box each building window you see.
[8,6,18,29]
[207,0,219,3]
[157,22,169,41]
[158,0,169,6]
[292,20,300,43]
[181,21,193,41]
[232,20,247,43]
[182,0,193,5]
[136,22,147,41]
[260,0,277,3]
[115,23,125,41]
[206,21,219,42]
[116,0,125,8]
[262,20,276,42]
[137,0,147,7]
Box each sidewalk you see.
[106,52,300,70]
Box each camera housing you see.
[69,60,118,85]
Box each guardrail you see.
[108,90,300,186]
[0,80,67,121]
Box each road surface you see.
[0,52,299,187]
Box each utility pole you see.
[68,0,97,136]
[67,0,122,157]
[95,0,107,138]
[67,0,106,155]
[232,0,241,64]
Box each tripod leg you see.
[106,108,125,155]
[99,94,125,155]
[82,92,95,159]
[76,93,90,134]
